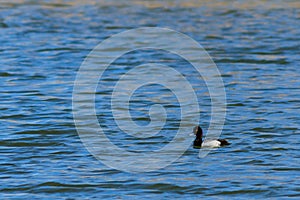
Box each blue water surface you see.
[0,1,299,199]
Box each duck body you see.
[193,126,230,149]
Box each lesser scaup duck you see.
[193,126,230,148]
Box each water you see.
[1,1,300,199]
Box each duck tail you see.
[217,139,230,146]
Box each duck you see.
[193,126,230,148]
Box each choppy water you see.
[1,1,300,199]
